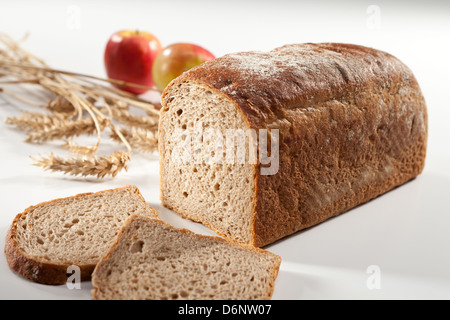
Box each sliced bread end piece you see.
[4,185,158,285]
[91,215,281,300]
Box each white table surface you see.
[0,0,449,300]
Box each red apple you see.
[152,43,215,92]
[104,30,162,94]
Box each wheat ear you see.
[31,151,131,179]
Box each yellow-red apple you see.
[152,43,215,92]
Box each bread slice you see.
[159,43,428,247]
[91,215,281,300]
[4,185,158,285]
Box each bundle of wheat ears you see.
[0,33,160,179]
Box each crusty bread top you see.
[162,43,421,129]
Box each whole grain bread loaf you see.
[4,185,158,285]
[159,43,428,247]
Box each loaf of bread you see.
[91,214,281,300]
[4,185,158,285]
[159,43,428,247]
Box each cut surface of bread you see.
[159,43,428,247]
[159,83,256,245]
[91,215,281,300]
[4,185,158,285]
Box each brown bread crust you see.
[162,43,428,247]
[5,225,88,285]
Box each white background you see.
[0,0,449,299]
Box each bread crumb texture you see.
[92,216,281,300]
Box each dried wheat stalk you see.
[110,126,159,154]
[110,107,159,130]
[7,112,109,143]
[0,33,160,179]
[63,140,98,156]
[5,111,63,130]
[31,151,131,179]
[26,117,108,143]
[45,96,77,115]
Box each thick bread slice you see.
[91,215,281,300]
[159,43,428,247]
[4,185,158,285]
